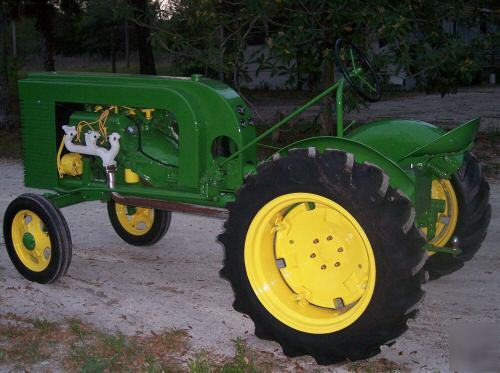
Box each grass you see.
[0,315,282,372]
[0,312,411,372]
[188,338,263,373]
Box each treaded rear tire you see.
[425,152,491,280]
[219,148,427,364]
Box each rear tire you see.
[219,148,427,363]
[3,194,72,284]
[107,201,171,246]
[425,152,491,279]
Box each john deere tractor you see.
[3,40,490,363]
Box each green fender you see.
[277,136,415,199]
[345,119,446,164]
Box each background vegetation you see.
[0,0,498,134]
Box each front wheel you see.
[219,149,427,363]
[107,201,171,246]
[3,194,72,284]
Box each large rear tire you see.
[425,152,491,279]
[219,149,427,363]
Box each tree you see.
[150,0,265,86]
[252,0,498,134]
[23,0,57,71]
[80,0,128,73]
[128,0,156,75]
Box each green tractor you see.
[3,40,490,363]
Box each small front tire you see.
[3,193,72,284]
[107,201,171,246]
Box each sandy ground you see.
[251,86,500,131]
[0,158,498,372]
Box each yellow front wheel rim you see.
[423,180,459,254]
[115,203,155,236]
[11,210,52,272]
[245,193,376,334]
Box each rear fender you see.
[345,119,445,164]
[276,136,415,199]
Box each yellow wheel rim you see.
[11,210,52,272]
[245,193,376,334]
[115,203,154,236]
[422,180,459,255]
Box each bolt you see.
[289,240,295,244]
[337,247,344,252]
[327,235,333,241]
[321,265,327,270]
[310,253,316,258]
[334,262,341,267]
[313,238,319,244]
[358,264,362,269]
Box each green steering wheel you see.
[334,38,382,102]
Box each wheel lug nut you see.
[321,265,327,270]
[310,253,316,258]
[327,235,333,241]
[334,262,341,267]
[337,247,344,252]
[313,239,319,244]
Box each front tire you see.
[3,194,72,284]
[107,201,171,246]
[219,149,427,363]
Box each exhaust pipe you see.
[105,166,228,219]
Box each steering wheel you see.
[334,38,382,102]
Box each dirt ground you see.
[250,85,500,130]
[1,86,499,372]
[0,157,498,372]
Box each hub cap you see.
[115,203,154,236]
[423,179,459,254]
[11,210,52,272]
[245,193,376,334]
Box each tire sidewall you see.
[107,201,171,246]
[223,153,425,359]
[3,195,67,283]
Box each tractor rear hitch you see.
[423,238,462,257]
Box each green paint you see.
[18,70,478,254]
[22,232,36,250]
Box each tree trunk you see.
[33,1,56,71]
[320,61,335,135]
[111,28,117,73]
[11,20,16,57]
[125,20,130,68]
[129,0,156,75]
[0,6,8,127]
[216,0,225,81]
